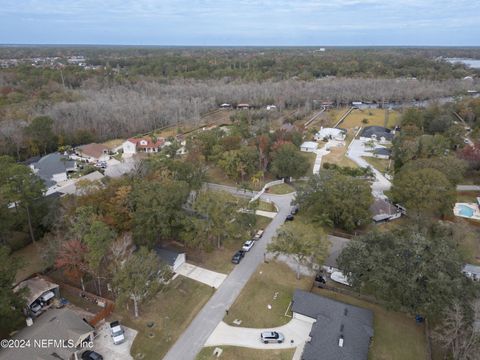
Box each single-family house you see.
[314,127,346,141]
[154,246,186,272]
[122,136,165,154]
[237,103,250,110]
[75,143,111,163]
[30,153,77,188]
[372,147,392,159]
[266,105,277,110]
[14,276,60,317]
[359,126,394,144]
[220,103,232,109]
[292,290,374,360]
[280,122,296,133]
[462,264,480,281]
[300,141,318,152]
[370,198,402,223]
[0,308,95,360]
[56,171,105,196]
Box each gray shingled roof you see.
[292,290,373,360]
[360,126,394,141]
[0,308,93,360]
[31,152,76,187]
[373,147,391,156]
[154,246,182,267]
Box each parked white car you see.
[242,240,255,252]
[253,229,264,240]
[109,321,126,345]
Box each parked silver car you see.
[260,331,284,344]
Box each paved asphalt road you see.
[163,184,295,360]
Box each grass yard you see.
[197,346,295,360]
[362,156,392,174]
[340,109,399,129]
[257,200,277,212]
[301,151,317,174]
[224,262,311,328]
[187,216,272,274]
[13,240,47,283]
[266,183,295,195]
[116,277,214,360]
[312,288,427,360]
[322,146,359,168]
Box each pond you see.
[445,58,480,69]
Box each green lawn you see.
[13,240,47,283]
[186,216,272,274]
[301,151,317,174]
[224,262,312,328]
[266,183,295,195]
[116,276,215,360]
[341,109,399,129]
[362,156,392,175]
[197,346,295,360]
[323,145,359,168]
[257,200,277,212]
[312,288,427,360]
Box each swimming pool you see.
[458,204,475,217]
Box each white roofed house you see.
[314,127,346,142]
[462,264,480,281]
[300,141,318,152]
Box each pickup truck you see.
[109,321,126,345]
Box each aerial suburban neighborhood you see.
[1,2,480,360]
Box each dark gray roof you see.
[31,152,76,187]
[0,308,93,360]
[360,126,393,141]
[154,246,183,266]
[292,290,373,360]
[373,147,391,156]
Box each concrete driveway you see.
[205,318,314,350]
[163,185,295,360]
[312,139,344,174]
[176,263,227,289]
[347,138,391,197]
[93,322,137,360]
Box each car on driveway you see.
[242,240,255,252]
[253,229,264,240]
[231,250,246,264]
[285,214,294,221]
[260,331,285,344]
[109,320,126,345]
[81,350,104,360]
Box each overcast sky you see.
[1,0,480,46]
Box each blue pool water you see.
[458,204,475,217]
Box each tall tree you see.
[83,220,116,296]
[337,225,477,318]
[270,143,309,179]
[390,167,455,219]
[193,190,244,249]
[130,178,190,247]
[0,156,46,243]
[0,246,26,336]
[24,116,58,155]
[296,172,373,232]
[268,222,329,279]
[113,247,170,318]
[433,302,480,360]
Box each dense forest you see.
[1,47,480,160]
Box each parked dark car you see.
[231,250,246,264]
[285,214,294,221]
[81,350,104,360]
